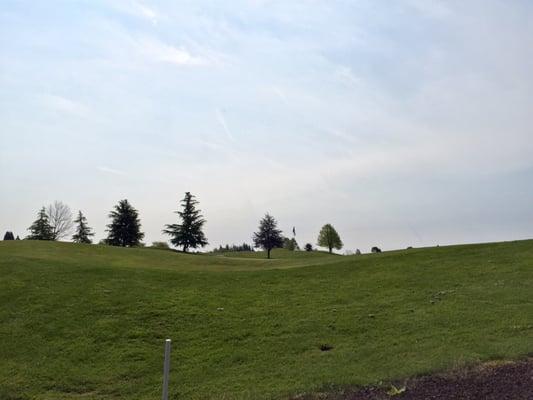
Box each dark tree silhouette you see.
[26,207,53,240]
[304,243,313,252]
[253,213,283,259]
[72,211,94,244]
[105,200,144,247]
[3,231,15,240]
[163,192,208,252]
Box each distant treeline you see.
[212,243,255,253]
[3,191,385,259]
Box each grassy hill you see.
[1,240,532,399]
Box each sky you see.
[1,0,533,252]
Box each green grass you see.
[0,240,532,399]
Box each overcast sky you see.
[1,0,532,252]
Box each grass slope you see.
[0,240,532,399]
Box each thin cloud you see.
[139,37,207,66]
[97,166,126,176]
[39,94,90,118]
[215,108,235,141]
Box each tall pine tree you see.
[163,192,208,252]
[26,207,53,240]
[105,200,144,247]
[72,211,94,244]
[253,213,283,259]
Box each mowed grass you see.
[0,240,532,400]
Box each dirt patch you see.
[296,358,533,400]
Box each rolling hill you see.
[0,240,532,399]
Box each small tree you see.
[106,199,144,247]
[3,231,15,240]
[151,241,170,249]
[163,192,208,252]
[46,201,74,240]
[72,211,94,244]
[253,213,283,259]
[304,243,313,252]
[283,237,299,251]
[26,207,53,240]
[317,224,343,254]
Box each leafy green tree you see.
[163,192,208,252]
[317,224,343,253]
[26,207,53,240]
[253,214,283,259]
[3,231,15,240]
[105,200,144,247]
[72,211,94,244]
[283,237,299,251]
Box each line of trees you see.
[9,192,353,258]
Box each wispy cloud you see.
[138,37,207,66]
[39,94,90,118]
[215,108,235,141]
[97,166,126,176]
[134,2,158,25]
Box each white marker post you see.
[162,339,172,400]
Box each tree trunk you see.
[267,248,271,259]
[329,246,332,254]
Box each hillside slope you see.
[0,240,532,399]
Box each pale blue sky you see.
[1,0,532,251]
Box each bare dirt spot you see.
[295,358,533,400]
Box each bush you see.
[151,241,170,250]
[304,243,313,252]
[371,246,382,253]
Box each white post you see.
[162,339,171,400]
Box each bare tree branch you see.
[46,201,73,240]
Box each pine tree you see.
[72,211,94,244]
[26,207,53,240]
[317,223,343,253]
[105,200,144,247]
[253,213,283,259]
[3,231,15,240]
[163,192,208,252]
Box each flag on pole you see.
[292,226,296,236]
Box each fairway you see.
[1,240,532,399]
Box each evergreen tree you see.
[317,223,343,253]
[105,200,144,247]
[253,213,283,259]
[3,231,15,240]
[163,192,208,252]
[72,211,94,244]
[26,207,53,240]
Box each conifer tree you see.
[317,223,343,253]
[163,192,208,252]
[72,211,94,244]
[3,231,15,240]
[26,207,53,240]
[105,200,144,247]
[253,213,283,259]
